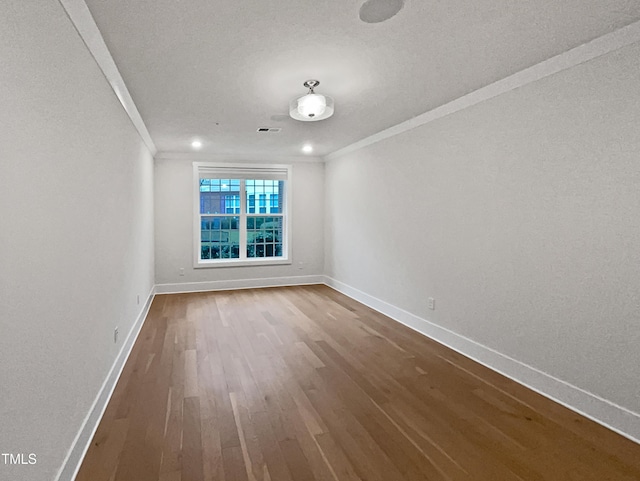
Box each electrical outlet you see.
[179,268,185,276]
[114,327,119,343]
[137,294,140,305]
[298,261,305,270]
[427,297,435,310]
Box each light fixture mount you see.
[290,80,334,122]
[303,79,320,91]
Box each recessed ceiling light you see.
[191,140,202,149]
[302,144,313,153]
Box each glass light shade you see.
[289,94,334,122]
[297,93,326,118]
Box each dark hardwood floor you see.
[76,285,640,481]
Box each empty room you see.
[2,0,640,480]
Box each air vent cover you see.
[257,127,282,133]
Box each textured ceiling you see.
[84,0,640,157]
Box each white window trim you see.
[192,162,292,268]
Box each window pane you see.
[245,179,283,214]
[200,179,241,214]
[196,170,289,266]
[246,216,283,258]
[201,215,240,260]
[200,178,211,192]
[224,194,240,214]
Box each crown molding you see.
[57,0,156,155]
[325,20,640,162]
[154,151,324,163]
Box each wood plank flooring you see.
[76,285,640,481]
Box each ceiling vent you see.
[257,127,282,133]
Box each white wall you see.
[154,156,324,288]
[0,2,155,480]
[325,42,640,417]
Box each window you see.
[225,194,240,214]
[193,163,291,267]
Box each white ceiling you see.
[84,0,640,158]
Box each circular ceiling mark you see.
[359,0,405,23]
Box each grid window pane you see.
[197,173,288,264]
[246,180,283,214]
[270,194,278,212]
[200,215,240,259]
[200,179,241,214]
[246,216,283,258]
[224,194,240,214]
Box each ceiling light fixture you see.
[289,80,334,122]
[191,139,202,149]
[302,144,313,153]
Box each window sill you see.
[194,257,292,269]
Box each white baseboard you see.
[323,276,640,445]
[54,275,322,480]
[55,275,639,481]
[54,287,156,481]
[154,274,325,294]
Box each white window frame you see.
[193,162,292,268]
